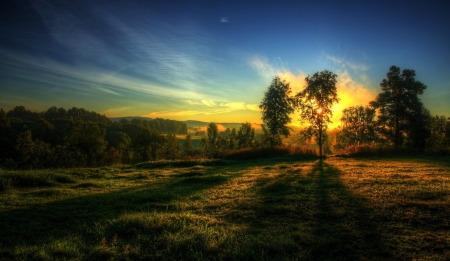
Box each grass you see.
[0,156,449,260]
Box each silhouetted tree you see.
[15,130,34,167]
[260,76,294,146]
[228,128,237,149]
[131,129,164,162]
[183,135,193,156]
[106,131,131,150]
[162,134,181,160]
[204,122,219,157]
[68,123,108,166]
[337,106,378,148]
[426,115,450,153]
[370,66,428,149]
[295,70,339,157]
[237,122,255,148]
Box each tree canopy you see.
[259,76,294,147]
[295,70,339,156]
[370,65,428,149]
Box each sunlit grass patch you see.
[1,157,449,260]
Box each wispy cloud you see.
[220,17,229,23]
[249,56,278,78]
[324,53,369,72]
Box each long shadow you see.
[222,159,394,260]
[0,162,249,248]
[309,159,391,260]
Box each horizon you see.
[1,0,449,128]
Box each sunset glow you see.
[1,1,449,127]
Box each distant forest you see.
[0,106,188,169]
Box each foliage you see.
[183,135,193,156]
[336,106,378,148]
[295,70,339,156]
[162,134,181,160]
[203,122,219,157]
[260,76,294,146]
[0,105,189,169]
[131,129,164,162]
[236,122,255,149]
[68,123,108,167]
[426,115,450,154]
[370,65,429,150]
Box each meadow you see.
[0,156,449,260]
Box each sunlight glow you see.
[316,107,323,115]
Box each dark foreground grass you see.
[0,156,449,260]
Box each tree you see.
[162,134,181,160]
[204,122,219,157]
[259,76,294,147]
[236,122,255,149]
[426,115,450,153]
[68,123,108,166]
[183,135,193,156]
[228,128,237,149]
[370,66,428,149]
[15,130,35,166]
[337,106,378,148]
[131,129,164,162]
[295,70,339,157]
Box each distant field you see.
[1,156,449,260]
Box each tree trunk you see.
[318,118,323,157]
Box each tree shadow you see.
[309,159,391,260]
[222,158,394,260]
[0,163,246,248]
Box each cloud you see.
[329,70,377,128]
[249,56,277,78]
[100,107,132,116]
[220,17,229,23]
[219,102,260,111]
[324,54,369,72]
[276,71,307,94]
[201,100,218,107]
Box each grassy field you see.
[1,156,449,260]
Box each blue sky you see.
[1,0,449,127]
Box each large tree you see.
[370,66,428,149]
[259,76,294,147]
[295,70,339,157]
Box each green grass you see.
[1,156,449,260]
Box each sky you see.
[1,0,449,128]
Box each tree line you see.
[0,106,188,169]
[1,65,449,169]
[259,66,450,156]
